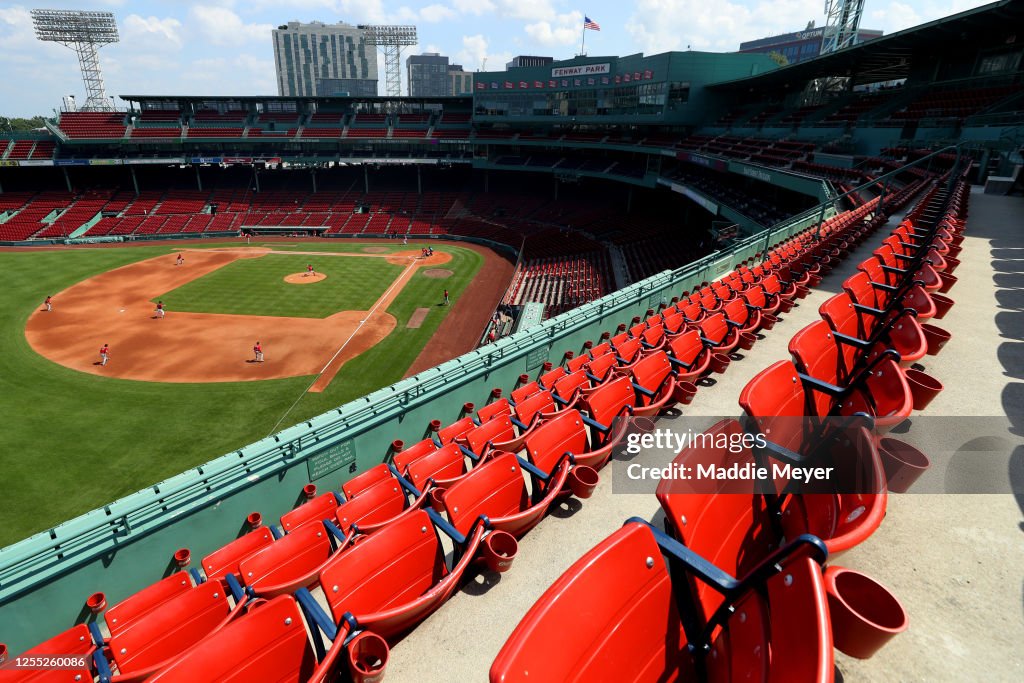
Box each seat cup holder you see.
[672,381,698,406]
[568,465,599,499]
[878,438,931,493]
[247,512,263,529]
[921,323,951,355]
[904,369,943,411]
[795,285,811,299]
[87,591,107,613]
[710,353,731,374]
[928,293,954,319]
[824,566,908,659]
[481,531,519,573]
[760,313,778,330]
[429,488,447,513]
[942,255,960,274]
[938,271,958,293]
[738,331,757,351]
[347,631,390,683]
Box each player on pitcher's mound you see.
[305,263,316,277]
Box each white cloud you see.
[123,15,183,49]
[420,4,458,23]
[524,11,583,48]
[452,0,496,15]
[190,6,273,47]
[494,0,556,22]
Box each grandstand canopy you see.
[706,0,1022,91]
[119,94,472,110]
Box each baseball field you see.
[0,239,511,547]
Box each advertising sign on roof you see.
[552,62,610,78]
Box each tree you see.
[0,116,47,132]
[767,51,789,67]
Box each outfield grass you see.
[155,253,404,317]
[0,241,483,547]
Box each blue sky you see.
[0,0,992,117]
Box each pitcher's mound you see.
[284,272,327,284]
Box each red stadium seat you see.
[316,509,483,638]
[490,521,832,683]
[441,451,569,538]
[0,625,95,683]
[145,595,317,683]
[201,527,275,581]
[104,573,194,638]
[666,329,713,383]
[237,522,334,597]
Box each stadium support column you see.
[484,170,489,193]
[253,167,261,193]
[195,165,203,192]
[417,166,422,194]
[62,167,72,192]
[129,166,139,195]
[626,187,633,213]
[553,178,559,201]
[311,168,318,193]
[364,165,370,194]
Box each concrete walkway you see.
[385,186,1024,681]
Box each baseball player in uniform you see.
[100,344,110,366]
[44,296,52,312]
[155,301,165,319]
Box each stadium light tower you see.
[358,25,418,97]
[820,0,865,54]
[31,8,120,112]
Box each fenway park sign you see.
[552,63,610,78]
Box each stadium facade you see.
[740,26,884,64]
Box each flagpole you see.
[581,21,586,57]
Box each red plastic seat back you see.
[679,302,702,321]
[668,330,705,368]
[489,523,691,683]
[464,414,516,453]
[511,381,541,404]
[523,409,589,474]
[478,398,512,423]
[843,271,887,312]
[724,298,750,326]
[405,442,466,489]
[616,337,641,363]
[539,366,566,389]
[202,527,275,581]
[145,595,315,683]
[552,370,589,403]
[437,416,476,445]
[105,572,193,638]
[586,353,618,382]
[630,352,672,399]
[238,522,332,592]
[109,580,231,675]
[442,452,527,536]
[342,463,391,499]
[566,354,590,373]
[661,311,684,333]
[819,292,870,340]
[319,510,445,624]
[738,360,819,451]
[699,312,729,345]
[392,437,439,473]
[281,492,338,532]
[515,390,556,425]
[589,342,612,359]
[641,325,664,347]
[335,478,406,532]
[789,320,854,388]
[744,285,768,309]
[583,375,634,428]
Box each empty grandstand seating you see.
[58,112,127,138]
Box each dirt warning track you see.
[25,248,452,386]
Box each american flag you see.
[584,16,600,31]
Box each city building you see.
[272,21,378,97]
[448,65,474,96]
[407,53,452,97]
[739,27,883,64]
[506,56,554,69]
